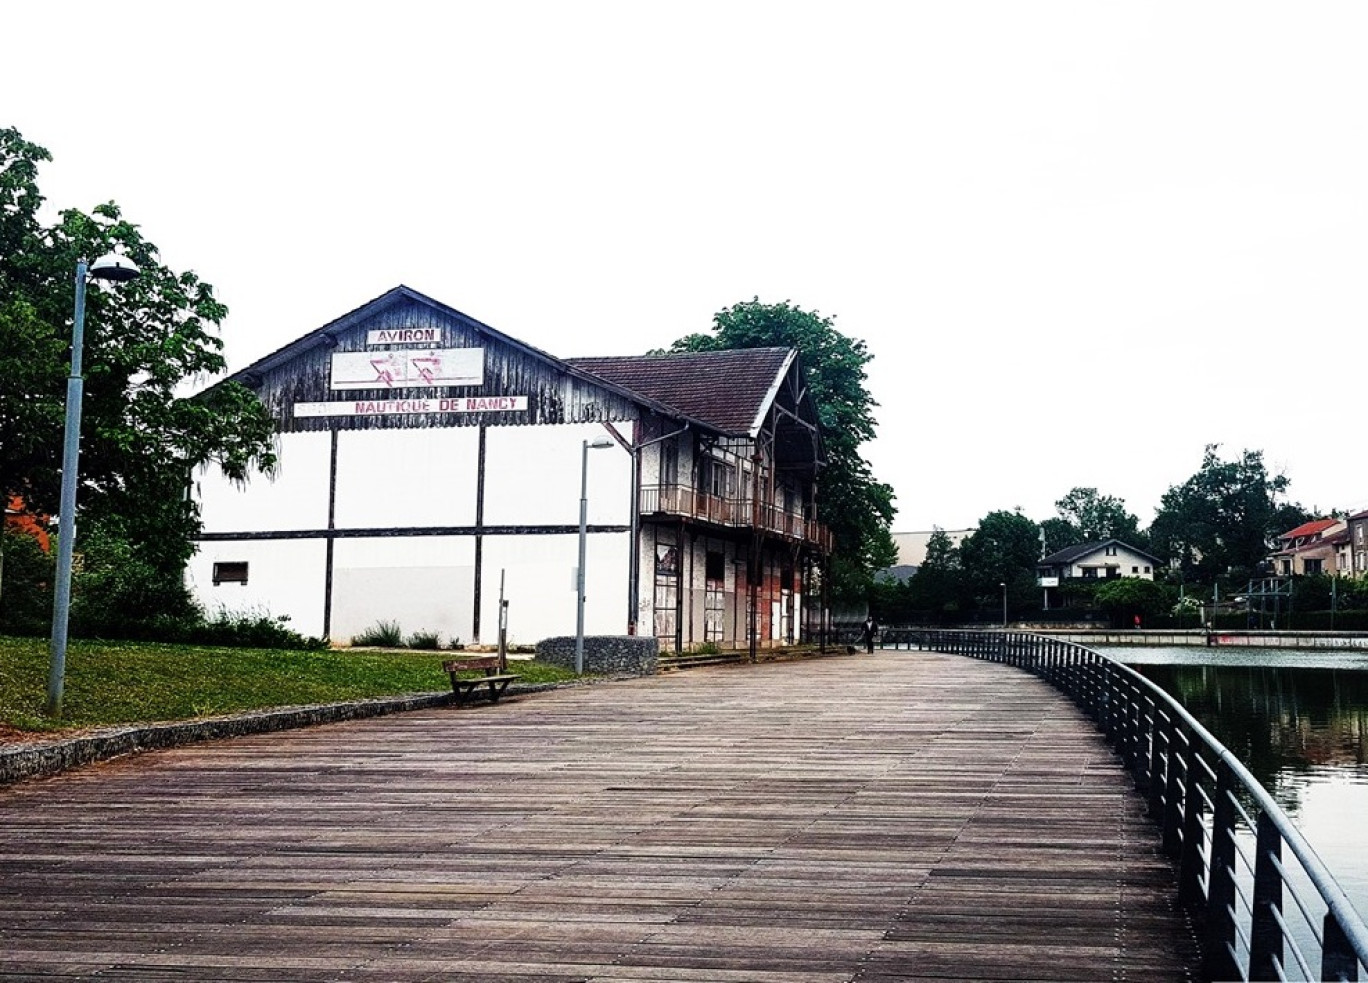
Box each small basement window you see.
[213,561,249,586]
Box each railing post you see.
[1249,811,1283,981]
[1178,748,1207,910]
[1323,913,1359,982]
[1163,727,1186,860]
[1205,765,1240,982]
[1146,702,1166,820]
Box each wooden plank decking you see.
[0,649,1199,981]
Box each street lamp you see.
[48,254,140,717]
[1000,581,1008,628]
[576,436,615,674]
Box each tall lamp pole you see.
[576,436,614,674]
[1000,581,1008,628]
[48,254,139,717]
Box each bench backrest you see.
[442,656,501,673]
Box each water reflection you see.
[1094,646,1368,921]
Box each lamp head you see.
[89,253,140,283]
[587,437,614,449]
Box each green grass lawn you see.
[0,636,579,735]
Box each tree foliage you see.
[665,298,896,602]
[0,126,276,582]
[1149,445,1298,582]
[1054,487,1141,544]
[958,510,1041,604]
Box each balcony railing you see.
[639,484,831,551]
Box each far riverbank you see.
[1032,628,1368,650]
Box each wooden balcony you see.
[639,484,832,552]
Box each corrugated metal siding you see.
[251,301,642,433]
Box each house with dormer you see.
[189,286,829,652]
[1268,518,1346,576]
[1036,539,1162,609]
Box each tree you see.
[0,126,276,594]
[1054,487,1142,544]
[664,298,896,603]
[906,527,965,621]
[958,510,1041,607]
[1149,445,1293,583]
[1093,577,1174,628]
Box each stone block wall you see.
[536,636,658,675]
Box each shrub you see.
[0,531,53,636]
[352,620,404,647]
[169,607,329,650]
[406,630,442,650]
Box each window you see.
[1131,566,1139,574]
[1357,525,1364,545]
[212,561,249,586]
[1304,558,1323,575]
[1081,567,1097,579]
[1104,545,1118,556]
[705,550,725,583]
[1143,566,1151,574]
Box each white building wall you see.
[331,536,475,645]
[186,539,329,637]
[196,431,332,532]
[481,531,631,646]
[334,428,479,526]
[1069,545,1158,579]
[189,421,636,646]
[483,423,632,526]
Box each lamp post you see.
[1000,581,1008,628]
[576,436,615,674]
[47,254,139,717]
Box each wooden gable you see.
[226,286,653,434]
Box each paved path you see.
[0,649,1198,981]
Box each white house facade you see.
[189,287,829,652]
[1036,539,1162,609]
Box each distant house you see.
[1036,539,1162,609]
[3,496,49,552]
[1349,511,1368,579]
[1268,519,1346,576]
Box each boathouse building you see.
[189,286,830,651]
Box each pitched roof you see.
[1039,539,1162,566]
[1279,518,1339,541]
[567,348,796,436]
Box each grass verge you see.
[0,636,579,735]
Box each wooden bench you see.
[442,656,521,705]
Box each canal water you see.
[1093,645,1368,924]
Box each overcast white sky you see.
[6,2,1365,532]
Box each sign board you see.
[294,395,528,418]
[1038,576,1060,588]
[330,348,483,390]
[366,327,440,345]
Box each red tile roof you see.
[568,348,795,436]
[1280,518,1339,541]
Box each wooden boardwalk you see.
[0,650,1198,981]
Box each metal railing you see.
[639,483,832,551]
[893,628,1368,982]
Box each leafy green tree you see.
[1054,487,1142,544]
[665,298,896,603]
[1093,577,1174,627]
[958,510,1041,607]
[1149,445,1294,582]
[0,126,276,605]
[1039,516,1078,556]
[906,527,965,621]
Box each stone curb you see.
[0,679,573,789]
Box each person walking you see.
[861,616,878,653]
